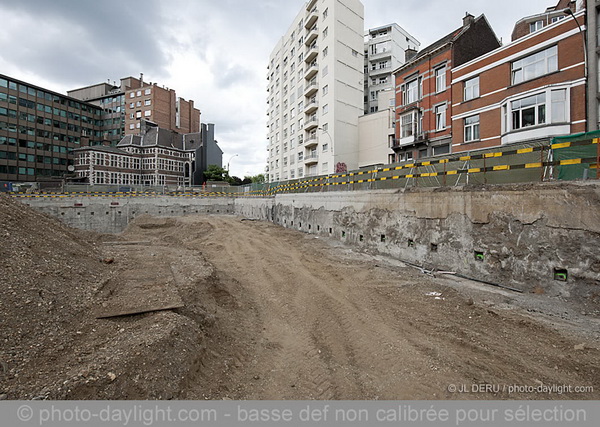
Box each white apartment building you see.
[364,24,420,114]
[266,0,364,182]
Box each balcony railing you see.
[304,153,319,163]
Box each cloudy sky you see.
[0,0,555,177]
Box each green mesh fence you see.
[247,136,599,197]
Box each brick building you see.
[123,82,200,136]
[392,14,500,161]
[74,122,221,187]
[511,0,576,41]
[450,8,586,152]
[68,74,201,141]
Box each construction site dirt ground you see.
[1,195,599,400]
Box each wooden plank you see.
[96,302,184,319]
[102,241,151,246]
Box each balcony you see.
[368,49,393,61]
[304,152,319,164]
[369,65,393,77]
[305,116,318,130]
[304,134,318,148]
[305,7,318,29]
[305,62,318,80]
[305,44,318,63]
[305,25,318,46]
[304,79,318,96]
[304,98,318,114]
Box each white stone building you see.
[364,24,420,114]
[266,0,365,182]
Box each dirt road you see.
[124,215,600,400]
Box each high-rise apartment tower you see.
[266,0,365,182]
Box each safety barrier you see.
[8,137,599,199]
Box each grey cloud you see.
[0,0,169,86]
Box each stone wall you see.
[19,182,600,304]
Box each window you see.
[464,77,480,101]
[551,89,567,122]
[322,66,328,77]
[551,15,565,23]
[512,46,558,84]
[322,103,329,114]
[435,104,447,130]
[530,20,543,33]
[322,143,328,152]
[323,85,328,96]
[510,93,546,130]
[403,79,419,105]
[323,27,328,38]
[464,115,480,142]
[323,8,328,18]
[144,88,151,95]
[433,144,450,155]
[144,99,151,106]
[323,47,328,57]
[435,66,446,93]
[144,110,151,117]
[400,112,417,138]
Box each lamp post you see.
[227,154,238,174]
[317,127,333,150]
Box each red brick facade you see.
[511,0,575,41]
[124,84,200,136]
[451,11,586,153]
[392,14,500,161]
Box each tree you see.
[245,173,266,184]
[203,164,229,182]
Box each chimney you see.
[140,73,144,86]
[405,48,418,62]
[463,12,475,28]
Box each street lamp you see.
[317,127,332,150]
[227,154,238,173]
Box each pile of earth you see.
[0,195,218,399]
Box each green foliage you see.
[203,164,228,182]
[245,173,266,184]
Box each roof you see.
[393,14,488,76]
[73,145,129,155]
[116,126,202,151]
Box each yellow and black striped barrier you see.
[8,139,599,199]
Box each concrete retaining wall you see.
[235,182,600,303]
[23,197,236,234]
[19,182,600,304]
